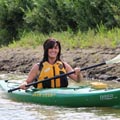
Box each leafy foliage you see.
[0,0,120,46]
[0,0,35,45]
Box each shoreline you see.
[0,47,120,81]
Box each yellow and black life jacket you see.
[37,61,68,88]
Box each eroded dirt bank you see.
[0,46,120,81]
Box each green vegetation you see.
[0,0,120,48]
[8,26,120,49]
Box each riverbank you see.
[0,46,120,81]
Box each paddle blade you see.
[106,54,120,64]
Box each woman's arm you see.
[64,62,83,82]
[19,63,39,89]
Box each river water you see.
[0,73,120,120]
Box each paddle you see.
[8,54,120,93]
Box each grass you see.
[6,26,120,49]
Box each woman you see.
[20,38,83,89]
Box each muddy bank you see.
[0,46,120,81]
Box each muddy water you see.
[0,73,120,120]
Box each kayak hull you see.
[0,80,120,107]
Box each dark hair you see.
[39,38,61,69]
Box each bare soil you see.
[0,46,120,81]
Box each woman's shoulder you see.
[62,61,71,68]
[32,63,40,70]
[62,61,68,65]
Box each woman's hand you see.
[74,67,83,82]
[74,67,80,75]
[19,81,28,90]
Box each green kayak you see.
[0,80,120,108]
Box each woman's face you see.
[48,43,59,59]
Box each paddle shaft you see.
[8,62,106,93]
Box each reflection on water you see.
[0,73,120,120]
[0,98,39,120]
[0,97,120,120]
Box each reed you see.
[8,26,120,49]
